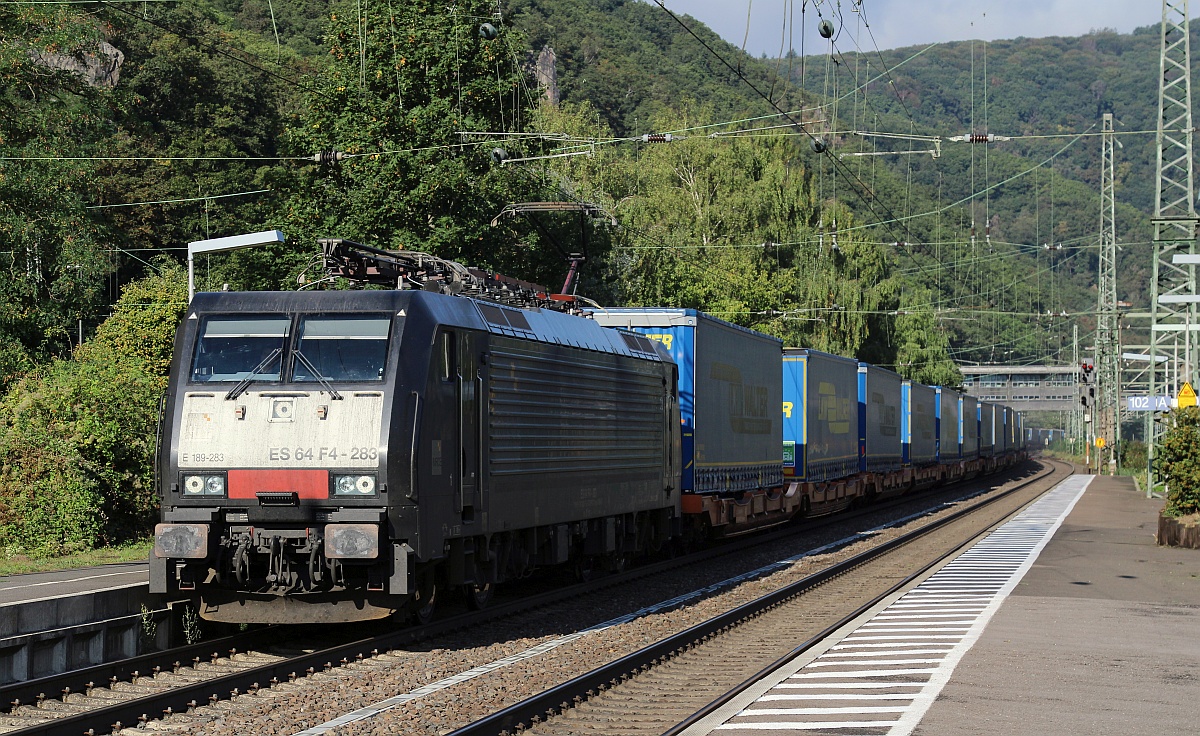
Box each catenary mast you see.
[1148,0,1200,492]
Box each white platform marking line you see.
[884,475,1093,736]
[716,720,899,730]
[791,667,940,678]
[855,626,972,632]
[807,658,946,668]
[774,682,928,689]
[840,629,969,638]
[820,649,954,658]
[744,706,909,715]
[831,643,957,650]
[759,693,923,701]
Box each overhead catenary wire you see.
[648,1,940,286]
[85,188,272,209]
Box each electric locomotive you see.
[151,241,681,624]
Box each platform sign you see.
[1178,382,1197,408]
[1127,395,1170,411]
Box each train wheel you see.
[573,556,596,583]
[412,573,438,625]
[464,582,493,611]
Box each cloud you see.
[656,0,1163,56]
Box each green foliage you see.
[0,266,187,556]
[1158,407,1200,517]
[278,0,568,286]
[1117,439,1146,475]
[207,0,333,56]
[0,6,114,388]
[94,3,297,260]
[530,102,912,361]
[890,288,962,387]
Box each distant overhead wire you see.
[648,1,939,284]
[86,188,271,209]
[840,124,1097,234]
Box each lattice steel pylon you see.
[1148,0,1200,492]
[1096,113,1120,472]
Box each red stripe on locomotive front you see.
[228,469,329,499]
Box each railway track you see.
[0,461,1054,736]
[452,459,1072,736]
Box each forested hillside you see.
[0,1,1171,555]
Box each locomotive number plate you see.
[268,447,378,461]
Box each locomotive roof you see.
[187,290,671,363]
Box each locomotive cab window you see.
[439,331,456,382]
[191,316,290,382]
[291,315,391,382]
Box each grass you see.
[0,539,152,577]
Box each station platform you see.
[0,561,146,607]
[683,473,1200,734]
[0,562,175,683]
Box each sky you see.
[656,1,1167,57]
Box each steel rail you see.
[447,459,1065,736]
[0,626,281,713]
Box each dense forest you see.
[0,1,1175,555]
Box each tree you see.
[532,103,897,358]
[0,265,187,556]
[1158,407,1200,518]
[889,288,962,387]
[279,1,566,286]
[0,7,114,388]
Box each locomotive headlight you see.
[324,524,379,559]
[153,523,209,559]
[333,474,376,496]
[182,474,226,496]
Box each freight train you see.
[150,240,1026,624]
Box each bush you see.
[1157,407,1200,517]
[0,266,186,556]
[1119,439,1147,475]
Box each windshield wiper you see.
[293,350,344,400]
[225,347,283,401]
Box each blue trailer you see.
[902,381,938,467]
[782,349,860,483]
[593,309,794,533]
[935,386,961,462]
[979,401,997,458]
[960,394,980,461]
